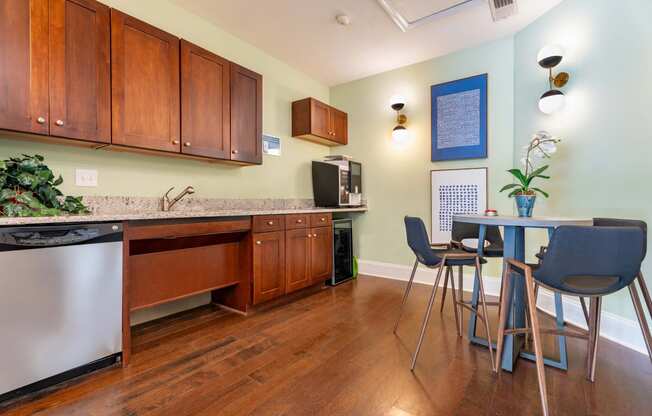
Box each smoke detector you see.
[336,14,351,26]
[489,0,518,22]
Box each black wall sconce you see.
[390,95,408,143]
[537,45,570,114]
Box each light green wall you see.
[0,0,330,199]
[513,0,652,319]
[330,37,515,277]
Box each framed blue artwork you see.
[431,74,488,161]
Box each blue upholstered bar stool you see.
[394,216,495,371]
[495,225,647,416]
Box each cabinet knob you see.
[55,120,64,127]
[232,149,239,154]
[320,217,326,222]
[184,142,191,147]
[267,221,274,225]
[297,219,303,223]
[307,234,312,238]
[36,117,46,124]
[172,140,180,145]
[256,241,262,245]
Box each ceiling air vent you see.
[489,0,518,21]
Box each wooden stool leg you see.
[579,297,590,327]
[587,297,602,382]
[494,262,511,373]
[449,266,461,337]
[394,259,419,334]
[457,265,464,335]
[440,266,450,313]
[525,268,549,416]
[475,257,495,371]
[411,262,446,371]
[629,281,652,363]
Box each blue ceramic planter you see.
[515,194,536,217]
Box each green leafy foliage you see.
[499,165,550,198]
[0,154,89,217]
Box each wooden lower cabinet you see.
[285,228,312,294]
[310,226,333,283]
[252,231,286,304]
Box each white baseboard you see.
[359,259,649,357]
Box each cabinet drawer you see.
[310,213,332,228]
[129,243,240,310]
[253,215,285,232]
[285,214,309,230]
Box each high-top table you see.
[453,215,593,372]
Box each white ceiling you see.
[171,0,563,86]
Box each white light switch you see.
[75,169,98,187]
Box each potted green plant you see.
[500,131,561,217]
[0,154,89,217]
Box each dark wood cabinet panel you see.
[0,0,49,135]
[230,63,262,164]
[49,0,110,143]
[252,231,285,304]
[285,228,311,293]
[310,99,331,139]
[252,215,285,233]
[310,213,332,228]
[181,40,231,159]
[285,214,309,230]
[310,226,333,284]
[292,97,348,146]
[330,107,348,145]
[111,10,180,152]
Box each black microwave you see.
[312,160,362,207]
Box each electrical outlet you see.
[75,169,98,187]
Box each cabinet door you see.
[49,0,110,143]
[181,40,231,159]
[285,228,311,293]
[310,98,331,139]
[310,226,333,284]
[111,10,180,152]
[330,108,348,145]
[230,63,262,164]
[0,0,49,134]
[252,231,285,305]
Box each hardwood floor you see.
[2,276,651,415]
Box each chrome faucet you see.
[162,186,195,211]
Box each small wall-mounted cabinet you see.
[0,0,111,143]
[0,2,263,166]
[292,98,348,146]
[252,213,333,305]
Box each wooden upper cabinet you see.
[181,40,231,159]
[310,226,333,284]
[0,0,49,135]
[292,98,348,146]
[49,0,110,143]
[285,228,311,293]
[252,231,286,305]
[111,10,180,152]
[230,63,262,164]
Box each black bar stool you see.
[495,225,648,416]
[394,216,495,371]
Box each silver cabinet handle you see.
[55,120,64,127]
[37,117,46,124]
[232,149,239,154]
[267,221,274,225]
[320,217,326,222]
[172,140,180,145]
[184,142,191,147]
[256,241,262,245]
[297,219,303,223]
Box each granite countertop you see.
[0,197,367,226]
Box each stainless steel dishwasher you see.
[0,223,123,401]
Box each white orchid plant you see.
[500,131,561,198]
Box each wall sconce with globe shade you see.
[537,45,570,114]
[390,95,409,143]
